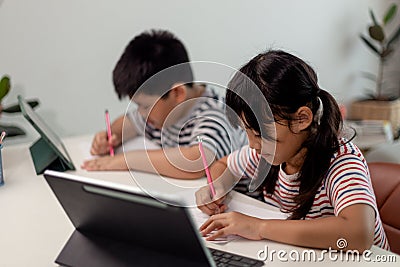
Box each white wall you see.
[0,0,399,139]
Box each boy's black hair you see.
[226,50,343,220]
[113,29,193,99]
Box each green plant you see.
[0,75,40,136]
[0,76,40,112]
[0,75,10,102]
[360,3,400,100]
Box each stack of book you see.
[345,120,394,150]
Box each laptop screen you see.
[43,170,215,267]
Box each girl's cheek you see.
[261,140,275,154]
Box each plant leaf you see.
[369,25,385,41]
[2,99,40,113]
[360,35,381,56]
[360,71,377,81]
[387,25,400,47]
[0,124,25,137]
[369,9,379,26]
[383,4,397,25]
[363,90,377,100]
[0,75,11,101]
[381,47,394,59]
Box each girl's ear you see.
[169,83,187,103]
[292,106,313,132]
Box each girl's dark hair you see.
[226,50,343,219]
[113,29,193,99]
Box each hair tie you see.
[314,97,323,125]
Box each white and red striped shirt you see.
[227,139,389,250]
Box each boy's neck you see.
[186,84,206,99]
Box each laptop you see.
[18,95,75,174]
[43,170,264,267]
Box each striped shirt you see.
[227,139,389,250]
[128,87,247,159]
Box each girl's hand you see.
[200,212,264,241]
[81,154,128,171]
[195,184,228,215]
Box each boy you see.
[82,29,246,179]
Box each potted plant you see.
[350,3,400,137]
[0,75,40,137]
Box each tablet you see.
[43,170,215,267]
[44,170,265,267]
[18,95,75,174]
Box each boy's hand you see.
[90,131,121,155]
[200,212,263,241]
[81,154,128,171]
[195,185,227,215]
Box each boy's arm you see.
[113,114,138,142]
[83,145,214,179]
[127,145,211,179]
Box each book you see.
[346,120,393,149]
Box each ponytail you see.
[289,89,342,219]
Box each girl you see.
[196,50,389,252]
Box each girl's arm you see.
[259,204,375,251]
[201,203,375,252]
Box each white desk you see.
[0,135,398,266]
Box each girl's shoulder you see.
[332,138,366,162]
[325,138,369,185]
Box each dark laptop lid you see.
[43,170,215,267]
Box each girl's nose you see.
[247,134,261,151]
[249,140,261,151]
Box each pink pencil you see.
[197,136,216,197]
[0,131,6,144]
[105,110,114,156]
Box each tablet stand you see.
[30,137,74,175]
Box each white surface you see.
[0,135,398,266]
[0,0,399,138]
[365,141,400,164]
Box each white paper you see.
[81,137,160,160]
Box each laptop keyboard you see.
[209,248,264,267]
